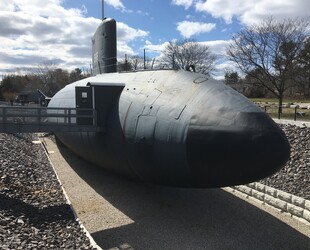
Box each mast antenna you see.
[102,0,104,20]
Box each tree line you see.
[0,64,90,102]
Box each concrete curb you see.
[230,183,310,225]
[39,137,103,250]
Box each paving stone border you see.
[230,183,310,224]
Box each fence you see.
[0,106,103,133]
[259,104,309,121]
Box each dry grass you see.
[251,98,310,121]
[251,98,310,104]
[260,106,310,121]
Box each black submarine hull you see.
[49,69,290,188]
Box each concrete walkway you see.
[42,137,310,250]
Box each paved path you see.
[43,137,310,250]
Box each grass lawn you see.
[250,98,310,121]
[264,106,310,121]
[250,98,310,104]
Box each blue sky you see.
[0,0,309,79]
[63,0,240,52]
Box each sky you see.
[0,0,309,79]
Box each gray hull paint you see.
[48,69,290,188]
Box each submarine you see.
[48,16,290,188]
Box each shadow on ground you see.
[56,141,310,250]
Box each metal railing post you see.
[94,109,97,126]
[65,109,68,124]
[68,109,71,126]
[38,107,41,131]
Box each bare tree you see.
[31,61,59,96]
[31,62,81,96]
[298,37,310,95]
[162,39,218,76]
[129,55,153,70]
[227,17,309,115]
[117,56,132,72]
[118,55,152,71]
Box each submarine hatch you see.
[76,82,125,128]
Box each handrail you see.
[0,106,102,133]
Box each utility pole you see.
[144,49,146,70]
[125,54,128,71]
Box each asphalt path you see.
[43,137,310,250]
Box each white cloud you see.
[171,0,194,9]
[117,22,149,42]
[239,0,310,25]
[105,0,125,11]
[199,40,230,56]
[0,0,148,74]
[137,10,149,16]
[185,15,193,20]
[195,0,250,24]
[176,21,216,38]
[117,22,149,56]
[199,40,233,79]
[195,0,310,25]
[144,41,170,53]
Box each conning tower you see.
[92,18,117,75]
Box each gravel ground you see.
[260,124,310,200]
[0,123,309,249]
[0,133,96,249]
